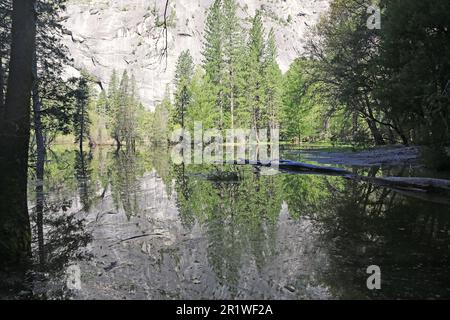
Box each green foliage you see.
[281,58,326,143]
[185,70,219,131]
[102,70,141,147]
[304,0,450,157]
[171,50,194,128]
[376,0,450,148]
[199,3,285,133]
[152,89,171,145]
[264,28,282,131]
[71,75,91,147]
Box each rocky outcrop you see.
[63,0,330,110]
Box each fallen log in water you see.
[354,176,450,194]
[219,159,450,197]
[219,159,351,175]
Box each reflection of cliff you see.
[28,148,450,299]
[74,165,335,299]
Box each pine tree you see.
[96,89,108,116]
[112,71,128,147]
[246,10,266,134]
[203,0,223,85]
[107,69,119,143]
[263,28,282,132]
[73,76,91,153]
[174,50,194,88]
[152,88,171,145]
[222,0,244,130]
[0,0,11,114]
[173,50,194,128]
[202,0,246,130]
[108,70,140,149]
[0,0,36,270]
[125,74,138,149]
[202,0,224,128]
[108,70,119,105]
[186,69,219,131]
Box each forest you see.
[0,0,449,299]
[82,0,450,161]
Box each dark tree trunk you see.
[0,0,36,273]
[0,54,4,112]
[114,136,121,151]
[366,118,386,146]
[79,107,84,154]
[389,116,408,145]
[32,55,46,267]
[362,97,386,146]
[399,132,409,146]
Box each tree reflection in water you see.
[15,149,93,299]
[3,147,449,299]
[311,177,450,299]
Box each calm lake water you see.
[20,146,450,299]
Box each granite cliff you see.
[63,0,330,110]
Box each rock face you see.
[63,0,330,110]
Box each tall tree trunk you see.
[392,118,409,146]
[0,0,36,273]
[366,117,386,146]
[362,97,386,146]
[79,103,84,154]
[0,54,4,113]
[114,135,121,151]
[230,89,234,131]
[352,112,358,137]
[32,55,46,267]
[181,101,184,129]
[230,67,234,131]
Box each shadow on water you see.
[282,172,450,299]
[1,149,92,299]
[2,146,450,299]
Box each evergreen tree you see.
[202,0,225,128]
[0,0,36,271]
[186,69,219,131]
[109,70,140,149]
[222,0,244,130]
[107,69,120,143]
[152,88,171,145]
[172,50,194,128]
[263,28,282,132]
[245,10,266,133]
[0,0,11,114]
[202,0,223,86]
[125,73,138,148]
[91,89,109,145]
[96,89,108,116]
[72,76,91,152]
